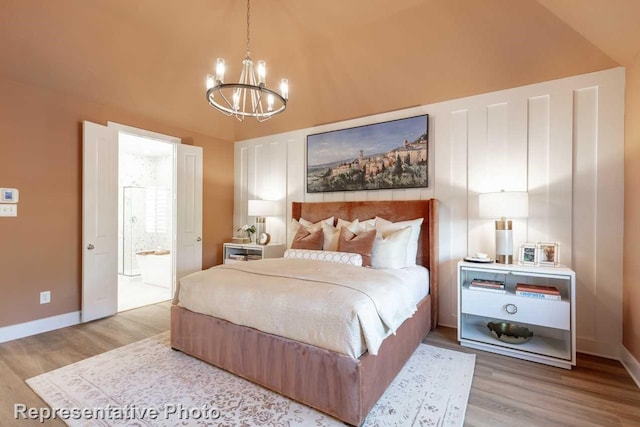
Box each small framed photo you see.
[537,242,559,266]
[519,243,537,265]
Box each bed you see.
[171,199,438,426]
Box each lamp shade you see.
[248,199,281,217]
[478,191,529,219]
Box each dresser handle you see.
[504,303,518,315]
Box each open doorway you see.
[83,120,202,322]
[117,132,174,312]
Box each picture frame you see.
[519,243,537,265]
[537,242,560,266]
[306,114,428,193]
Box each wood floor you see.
[1,302,639,426]
[425,327,640,427]
[0,302,171,426]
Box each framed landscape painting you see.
[306,114,429,193]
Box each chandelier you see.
[205,0,288,122]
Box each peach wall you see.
[0,77,234,328]
[234,0,618,141]
[624,56,640,360]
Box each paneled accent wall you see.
[235,68,625,359]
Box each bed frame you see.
[171,199,438,426]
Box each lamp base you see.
[255,217,266,237]
[495,219,513,264]
[495,254,513,264]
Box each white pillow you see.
[322,219,360,251]
[288,216,334,248]
[375,216,424,266]
[371,226,413,269]
[336,217,376,232]
[284,249,363,266]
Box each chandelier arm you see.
[242,87,249,120]
[218,90,236,115]
[205,89,233,116]
[248,69,259,114]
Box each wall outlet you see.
[0,204,17,217]
[40,291,51,304]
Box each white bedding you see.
[176,258,429,358]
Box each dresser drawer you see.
[461,288,570,330]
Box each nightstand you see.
[223,242,285,264]
[457,260,576,369]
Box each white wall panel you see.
[234,67,625,358]
[233,146,250,232]
[487,103,509,185]
[527,95,552,243]
[595,75,625,358]
[286,133,306,243]
[435,109,469,327]
[467,106,492,257]
[573,87,599,349]
[506,99,529,191]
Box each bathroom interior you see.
[117,132,174,312]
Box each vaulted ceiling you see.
[0,0,637,142]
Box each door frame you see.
[108,122,181,296]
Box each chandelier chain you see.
[246,0,251,56]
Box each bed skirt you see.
[170,295,432,426]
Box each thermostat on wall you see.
[1,188,19,203]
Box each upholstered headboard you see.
[291,199,439,329]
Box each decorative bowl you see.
[487,321,533,344]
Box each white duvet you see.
[175,258,429,358]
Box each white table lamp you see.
[478,191,528,264]
[248,199,281,241]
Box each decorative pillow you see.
[371,226,413,269]
[299,216,334,228]
[337,228,376,267]
[288,216,334,248]
[290,227,324,250]
[336,217,376,232]
[375,217,424,266]
[322,219,360,251]
[284,249,363,266]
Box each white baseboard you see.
[577,337,621,360]
[0,311,81,344]
[621,346,640,389]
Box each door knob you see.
[87,244,95,250]
[196,237,202,242]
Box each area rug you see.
[26,332,475,426]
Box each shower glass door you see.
[122,186,146,276]
[121,186,172,277]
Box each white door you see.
[82,121,118,322]
[175,144,203,282]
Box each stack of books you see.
[515,283,561,300]
[468,278,506,293]
[228,254,248,261]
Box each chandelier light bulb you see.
[232,91,240,110]
[267,94,274,112]
[257,60,266,85]
[280,78,289,100]
[206,74,214,90]
[215,58,225,82]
